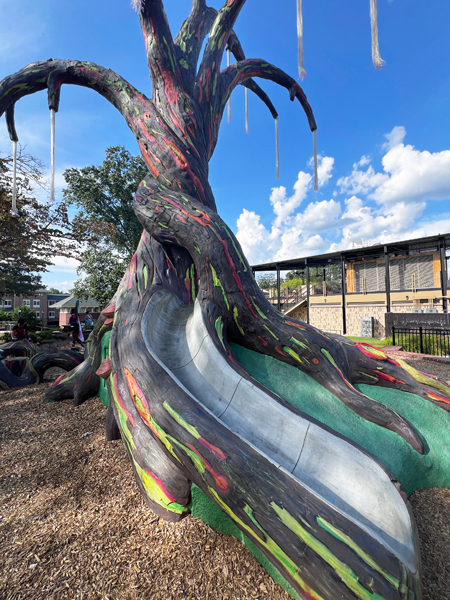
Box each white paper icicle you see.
[370,0,385,70]
[12,140,18,215]
[313,130,318,192]
[296,0,306,80]
[245,87,249,134]
[50,108,55,201]
[275,117,280,179]
[227,48,231,122]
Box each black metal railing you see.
[392,326,450,356]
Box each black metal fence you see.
[392,326,450,356]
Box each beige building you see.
[253,234,449,337]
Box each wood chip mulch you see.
[1,361,450,600]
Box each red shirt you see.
[15,326,28,340]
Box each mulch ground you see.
[1,358,450,600]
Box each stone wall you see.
[310,306,343,335]
[286,305,307,322]
[297,301,445,338]
[345,305,387,337]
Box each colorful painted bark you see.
[2,2,450,598]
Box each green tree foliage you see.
[70,248,128,309]
[63,146,147,306]
[256,273,278,290]
[9,305,40,331]
[0,150,82,297]
[46,287,64,294]
[63,146,147,258]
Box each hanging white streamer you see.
[297,0,306,79]
[245,87,249,134]
[275,117,280,179]
[370,0,385,70]
[313,130,318,192]
[50,108,55,201]
[12,140,18,215]
[227,48,231,122]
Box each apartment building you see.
[0,290,70,326]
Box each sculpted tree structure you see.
[2,2,450,598]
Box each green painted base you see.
[97,331,111,407]
[190,484,301,600]
[230,342,450,496]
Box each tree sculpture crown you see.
[0,0,316,211]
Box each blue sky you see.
[1,0,450,289]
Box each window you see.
[4,300,12,307]
[48,300,56,306]
[23,299,30,307]
[35,311,40,318]
[33,300,40,307]
[354,261,385,293]
[389,254,434,291]
[48,311,55,319]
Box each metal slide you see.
[142,288,420,580]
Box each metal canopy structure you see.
[251,233,450,332]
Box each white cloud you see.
[357,155,371,167]
[235,127,450,267]
[317,155,334,187]
[372,143,450,205]
[269,171,311,228]
[338,127,450,207]
[382,126,406,151]
[49,256,80,272]
[236,157,340,265]
[337,164,388,196]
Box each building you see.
[50,295,101,327]
[252,233,449,337]
[0,290,70,327]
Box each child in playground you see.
[69,308,84,348]
[12,318,28,341]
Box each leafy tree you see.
[9,305,40,331]
[63,146,147,306]
[256,273,278,290]
[0,149,83,297]
[63,146,146,258]
[46,287,64,294]
[70,247,127,309]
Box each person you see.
[12,318,28,341]
[69,308,84,347]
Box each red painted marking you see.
[138,140,159,178]
[185,443,229,492]
[286,320,307,330]
[274,346,286,356]
[258,336,268,346]
[371,370,405,385]
[198,438,228,461]
[312,358,320,365]
[426,392,450,406]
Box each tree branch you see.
[139,0,184,100]
[219,58,316,132]
[0,59,154,132]
[227,33,278,119]
[174,4,216,90]
[196,0,248,92]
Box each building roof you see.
[50,295,100,310]
[251,232,450,272]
